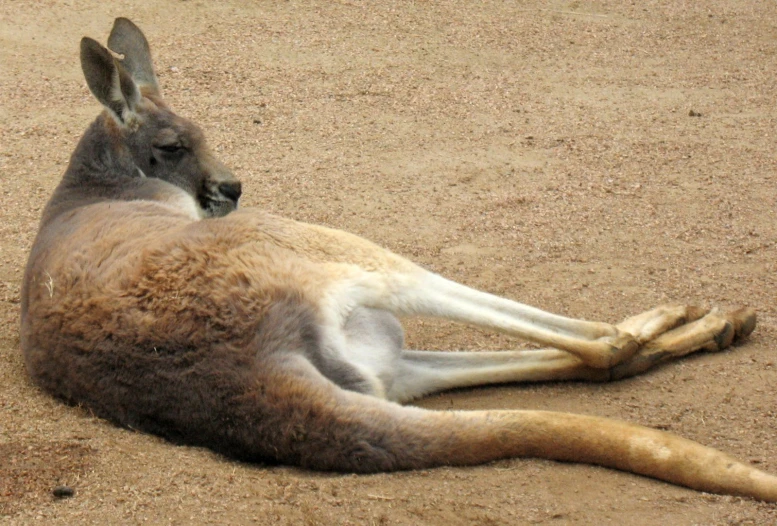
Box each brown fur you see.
[20,18,777,502]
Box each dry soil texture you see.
[2,1,777,524]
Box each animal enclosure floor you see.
[2,0,777,524]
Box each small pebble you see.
[52,486,75,499]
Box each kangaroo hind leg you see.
[385,306,756,402]
[610,307,756,380]
[387,348,593,403]
[239,217,755,373]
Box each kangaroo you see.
[20,18,777,501]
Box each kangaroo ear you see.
[80,37,141,125]
[107,18,160,96]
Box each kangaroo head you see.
[78,18,241,218]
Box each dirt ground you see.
[2,0,777,524]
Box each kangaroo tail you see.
[245,369,777,502]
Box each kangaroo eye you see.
[154,143,183,154]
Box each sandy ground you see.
[2,0,777,524]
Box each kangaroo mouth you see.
[200,180,242,218]
[200,194,238,218]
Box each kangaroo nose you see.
[218,181,242,202]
